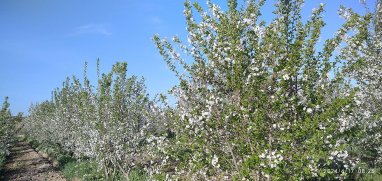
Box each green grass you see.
[358,169,382,181]
[61,160,105,181]
[0,152,6,170]
[61,160,150,181]
[128,169,148,181]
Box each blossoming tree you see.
[340,0,382,171]
[154,0,371,180]
[21,0,382,180]
[23,61,167,179]
[0,97,16,169]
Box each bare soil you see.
[1,141,66,181]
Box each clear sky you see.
[0,0,376,114]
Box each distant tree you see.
[23,61,168,179]
[0,97,16,168]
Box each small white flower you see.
[202,111,211,118]
[306,108,313,114]
[342,151,348,158]
[252,67,259,71]
[355,99,361,105]
[243,18,251,24]
[212,154,219,168]
[282,74,290,80]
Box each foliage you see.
[21,0,382,180]
[339,0,382,177]
[61,160,105,181]
[153,0,380,180]
[0,97,16,170]
[61,159,147,181]
[22,61,168,179]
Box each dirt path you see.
[1,141,66,181]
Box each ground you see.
[1,141,66,181]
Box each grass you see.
[357,169,382,181]
[61,160,148,181]
[128,169,148,181]
[61,160,104,181]
[0,152,5,170]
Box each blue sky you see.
[0,0,376,114]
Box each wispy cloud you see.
[150,16,163,25]
[68,23,112,36]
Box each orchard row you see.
[17,0,382,180]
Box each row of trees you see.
[23,61,169,178]
[23,0,381,180]
[0,97,17,169]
